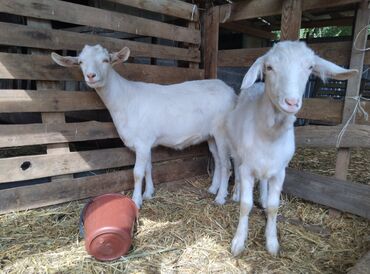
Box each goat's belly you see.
[156,134,208,150]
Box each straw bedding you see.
[1,148,369,273]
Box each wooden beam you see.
[107,0,199,21]
[220,22,276,40]
[335,0,370,180]
[0,157,207,214]
[0,53,204,84]
[0,122,118,148]
[219,0,361,23]
[0,146,208,183]
[218,41,370,67]
[284,168,370,219]
[0,0,201,44]
[281,0,302,40]
[295,124,370,147]
[204,6,220,79]
[0,22,200,63]
[301,17,354,28]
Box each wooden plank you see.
[0,53,204,84]
[218,41,370,67]
[301,17,354,28]
[204,6,220,79]
[335,0,369,180]
[218,47,269,67]
[0,22,200,63]
[0,0,201,44]
[295,124,370,147]
[0,156,207,214]
[0,122,118,148]
[220,22,276,40]
[297,98,343,123]
[0,145,208,183]
[219,0,361,23]
[0,90,104,113]
[281,0,302,41]
[108,0,199,21]
[283,168,370,219]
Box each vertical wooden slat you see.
[281,0,302,40]
[188,21,200,69]
[27,18,72,182]
[335,0,370,180]
[204,6,220,79]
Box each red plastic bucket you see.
[82,193,139,261]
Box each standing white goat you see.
[227,41,357,256]
[51,45,236,208]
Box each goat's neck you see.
[257,88,296,139]
[94,68,132,112]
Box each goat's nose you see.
[86,73,96,79]
[285,98,298,106]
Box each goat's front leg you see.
[132,147,151,209]
[143,153,154,200]
[265,169,285,256]
[231,164,254,256]
[207,139,221,194]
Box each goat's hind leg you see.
[259,179,268,209]
[132,146,151,209]
[232,157,241,202]
[213,136,231,205]
[143,153,154,200]
[207,138,221,195]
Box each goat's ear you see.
[312,55,358,81]
[241,56,264,90]
[51,52,79,67]
[110,47,130,66]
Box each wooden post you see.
[281,0,302,40]
[335,0,370,180]
[27,18,72,182]
[204,6,220,79]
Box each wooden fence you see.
[0,0,207,213]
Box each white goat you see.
[226,41,357,256]
[51,45,236,208]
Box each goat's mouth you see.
[86,80,102,87]
[277,101,301,114]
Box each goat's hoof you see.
[143,190,154,200]
[214,195,226,205]
[231,237,245,257]
[132,197,142,209]
[266,238,279,256]
[208,185,219,195]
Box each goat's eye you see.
[78,61,82,65]
[266,65,273,71]
[103,59,109,63]
[309,65,313,70]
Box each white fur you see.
[52,44,236,208]
[227,41,357,256]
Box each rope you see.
[336,96,370,148]
[191,4,197,21]
[353,23,370,52]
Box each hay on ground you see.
[0,148,369,273]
